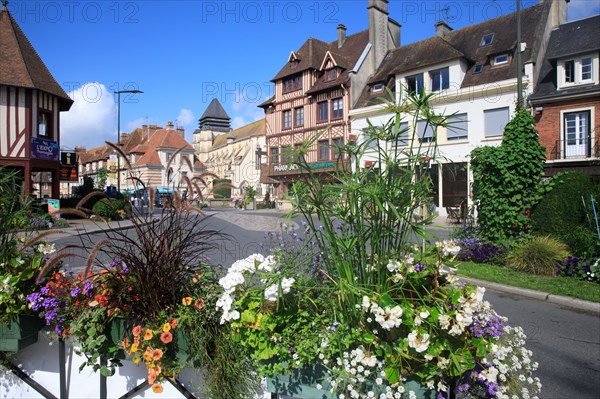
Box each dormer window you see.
[325,68,338,82]
[283,74,302,93]
[480,33,494,47]
[581,57,592,80]
[473,64,483,74]
[559,54,597,88]
[493,54,509,66]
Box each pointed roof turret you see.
[0,3,73,110]
[198,98,231,133]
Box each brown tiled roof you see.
[133,129,193,167]
[0,6,73,110]
[79,145,112,164]
[369,37,464,83]
[271,30,369,82]
[213,119,265,148]
[258,95,275,109]
[357,1,548,109]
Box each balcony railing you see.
[549,137,597,160]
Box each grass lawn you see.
[451,261,600,303]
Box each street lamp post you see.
[115,89,143,193]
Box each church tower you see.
[192,98,231,162]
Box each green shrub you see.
[506,236,571,276]
[470,108,547,242]
[92,198,130,220]
[530,172,600,257]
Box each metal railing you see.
[549,137,597,160]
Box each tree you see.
[470,107,547,242]
[96,168,109,191]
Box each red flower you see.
[169,318,178,329]
[160,331,173,344]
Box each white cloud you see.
[176,108,195,127]
[229,91,266,129]
[569,0,600,20]
[60,82,116,150]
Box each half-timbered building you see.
[0,2,73,197]
[259,0,400,197]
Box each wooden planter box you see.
[0,315,45,352]
[267,364,435,399]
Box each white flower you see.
[387,260,401,273]
[257,255,277,272]
[407,330,430,353]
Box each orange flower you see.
[122,338,129,350]
[169,318,178,329]
[151,349,163,361]
[162,323,171,333]
[151,383,163,393]
[160,331,173,344]
[194,298,205,310]
[148,372,157,385]
[132,325,142,337]
[143,329,154,341]
[182,297,193,306]
[143,348,153,362]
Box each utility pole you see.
[516,0,524,109]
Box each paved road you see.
[50,209,599,398]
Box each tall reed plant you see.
[289,90,446,325]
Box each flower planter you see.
[0,315,45,352]
[266,364,436,399]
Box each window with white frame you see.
[406,73,424,95]
[563,110,591,158]
[395,122,410,146]
[417,120,435,142]
[430,67,450,91]
[484,107,509,137]
[447,113,468,141]
[560,55,596,87]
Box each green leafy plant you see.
[506,235,571,276]
[91,198,130,220]
[530,172,600,257]
[217,92,541,399]
[470,108,547,242]
[96,167,109,191]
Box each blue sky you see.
[6,0,599,150]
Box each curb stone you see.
[462,277,600,315]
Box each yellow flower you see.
[162,323,171,332]
[130,343,139,353]
[143,329,154,341]
[132,356,141,366]
[182,297,193,306]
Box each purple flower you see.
[414,263,426,272]
[70,287,81,297]
[44,309,58,325]
[472,314,504,339]
[457,382,470,392]
[83,281,94,296]
[330,321,339,331]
